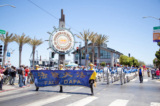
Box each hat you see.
[90,63,94,66]
[35,65,39,67]
[59,64,63,66]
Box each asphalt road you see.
[0,72,160,106]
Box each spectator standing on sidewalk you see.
[27,67,31,83]
[138,66,144,83]
[0,65,5,90]
[18,65,25,87]
[10,66,16,85]
[147,68,150,77]
[151,69,156,79]
[24,66,29,85]
[155,68,160,79]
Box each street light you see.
[143,16,160,25]
[0,4,16,8]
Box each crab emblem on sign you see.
[49,28,75,54]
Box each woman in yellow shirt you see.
[89,63,97,96]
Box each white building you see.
[72,43,123,67]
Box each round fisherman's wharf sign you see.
[49,28,75,54]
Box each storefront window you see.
[100,49,111,59]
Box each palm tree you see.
[89,33,98,65]
[76,30,94,67]
[28,37,43,69]
[0,32,16,67]
[96,34,109,68]
[15,33,31,67]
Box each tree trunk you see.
[32,47,35,69]
[85,41,88,67]
[2,43,8,67]
[98,46,100,68]
[19,45,22,67]
[92,43,95,65]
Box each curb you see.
[0,85,30,93]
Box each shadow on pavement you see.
[29,90,91,95]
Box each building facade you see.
[72,43,123,67]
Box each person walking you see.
[138,66,144,83]
[59,64,64,93]
[10,66,16,85]
[35,65,40,91]
[89,63,97,96]
[155,68,160,79]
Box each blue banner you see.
[31,70,94,87]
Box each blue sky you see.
[0,0,160,67]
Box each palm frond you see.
[96,34,109,46]
[0,32,15,44]
[28,37,43,48]
[15,33,31,46]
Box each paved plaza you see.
[0,72,160,106]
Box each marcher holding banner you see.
[35,65,40,91]
[89,63,97,95]
[59,64,64,93]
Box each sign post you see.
[153,26,160,42]
[48,9,75,69]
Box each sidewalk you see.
[0,76,30,93]
[0,84,30,93]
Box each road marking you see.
[143,79,148,82]
[109,99,129,106]
[24,94,71,106]
[150,102,160,106]
[131,79,136,81]
[0,92,35,101]
[156,81,160,83]
[70,87,83,92]
[97,93,100,94]
[67,96,98,106]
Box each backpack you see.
[17,69,22,75]
[3,69,9,75]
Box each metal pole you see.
[86,39,88,69]
[79,42,81,66]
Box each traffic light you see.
[76,47,79,53]
[0,45,2,55]
[51,52,55,58]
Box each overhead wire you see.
[28,0,80,33]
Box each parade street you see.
[0,72,160,106]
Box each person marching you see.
[59,64,64,93]
[35,65,40,91]
[89,63,97,96]
[138,66,144,83]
